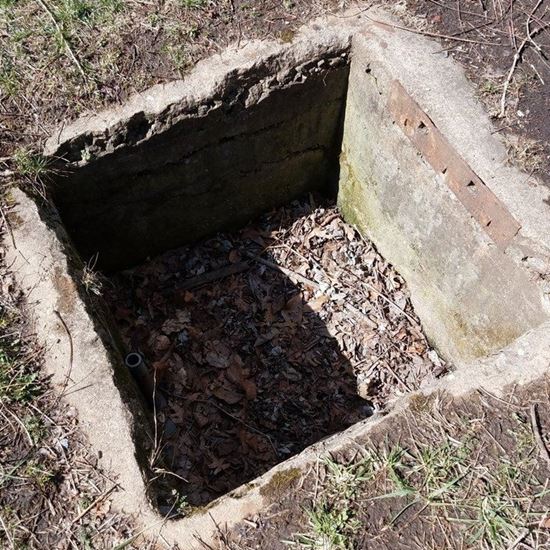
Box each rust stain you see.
[387,80,520,249]
[52,265,77,315]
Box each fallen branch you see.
[71,484,118,525]
[243,251,318,288]
[176,261,249,291]
[364,14,502,46]
[54,309,74,401]
[499,0,548,117]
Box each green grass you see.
[0,348,40,404]
[179,0,207,8]
[291,501,359,550]
[13,149,49,180]
[288,408,550,550]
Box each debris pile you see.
[106,197,446,506]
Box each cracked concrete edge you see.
[4,188,155,522]
[44,6,550,279]
[8,6,550,547]
[43,21,354,162]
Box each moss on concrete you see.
[259,468,302,500]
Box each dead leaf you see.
[229,249,241,263]
[211,386,242,405]
[309,294,329,312]
[162,310,191,334]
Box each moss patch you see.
[260,468,302,500]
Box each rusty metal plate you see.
[387,80,520,250]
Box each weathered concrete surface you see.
[4,188,156,521]
[338,20,550,363]
[47,38,350,271]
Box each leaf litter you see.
[105,195,448,509]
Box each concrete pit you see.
[6,9,550,547]
[104,196,444,510]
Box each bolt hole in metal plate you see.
[387,80,520,250]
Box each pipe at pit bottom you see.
[125,352,166,409]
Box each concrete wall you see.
[50,48,349,271]
[338,27,549,363]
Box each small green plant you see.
[170,489,189,517]
[23,460,54,489]
[23,414,46,445]
[13,149,49,180]
[0,64,18,97]
[0,350,39,404]
[179,0,206,8]
[292,501,358,549]
[81,255,103,296]
[480,80,499,96]
[322,455,375,498]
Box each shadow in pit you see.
[107,199,373,508]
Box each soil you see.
[407,0,550,184]
[105,196,445,509]
[0,0,338,158]
[220,379,550,549]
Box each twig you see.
[1,405,33,446]
[70,484,118,525]
[507,527,530,549]
[54,309,74,400]
[243,251,318,289]
[499,0,547,117]
[176,262,249,291]
[206,399,279,457]
[364,14,502,46]
[380,359,412,392]
[427,0,489,18]
[0,513,14,548]
[0,205,17,251]
[35,0,86,77]
[530,403,550,469]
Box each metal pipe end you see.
[125,352,143,369]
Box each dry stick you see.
[507,528,530,550]
[1,406,34,446]
[246,251,381,330]
[499,0,547,117]
[243,251,318,288]
[70,484,118,525]
[0,514,14,548]
[35,0,86,77]
[206,399,279,457]
[54,309,74,401]
[278,242,421,328]
[363,14,502,46]
[427,0,490,18]
[0,205,17,251]
[177,262,250,291]
[530,403,550,469]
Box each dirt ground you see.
[407,0,550,184]
[220,380,550,550]
[1,0,550,548]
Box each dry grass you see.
[0,0,340,159]
[225,389,550,550]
